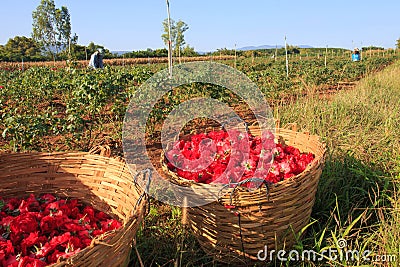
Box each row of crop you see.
[243,56,397,99]
[0,66,155,150]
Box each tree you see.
[123,48,168,58]
[0,36,42,61]
[181,45,198,57]
[57,43,86,60]
[86,42,113,59]
[396,38,400,49]
[161,19,189,57]
[362,46,384,50]
[214,48,237,56]
[87,42,106,56]
[32,0,77,60]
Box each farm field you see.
[0,54,397,152]
[1,53,399,266]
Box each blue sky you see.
[0,0,399,52]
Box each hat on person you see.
[98,48,105,55]
[354,47,359,51]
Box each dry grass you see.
[0,55,235,70]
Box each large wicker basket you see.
[0,148,149,267]
[161,125,326,264]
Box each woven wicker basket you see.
[161,125,326,264]
[0,147,149,267]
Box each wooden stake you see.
[182,196,188,226]
[178,46,181,64]
[234,43,237,68]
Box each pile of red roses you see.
[164,129,314,186]
[0,194,122,267]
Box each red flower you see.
[2,255,18,266]
[9,212,38,236]
[39,194,56,204]
[95,211,111,221]
[82,205,95,222]
[67,236,83,250]
[273,144,285,160]
[36,232,71,258]
[284,145,301,157]
[59,199,80,219]
[3,198,21,212]
[101,219,122,232]
[1,215,14,231]
[0,240,14,259]
[47,248,81,264]
[40,215,61,234]
[61,222,85,233]
[19,194,40,213]
[20,232,47,255]
[17,256,47,267]
[47,249,62,264]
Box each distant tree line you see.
[0,37,201,62]
[211,46,306,57]
[122,46,199,59]
[0,37,112,62]
[210,46,369,58]
[361,46,385,50]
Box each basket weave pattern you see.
[162,126,326,264]
[0,151,148,267]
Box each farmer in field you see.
[88,48,105,69]
[352,48,361,61]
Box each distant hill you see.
[237,44,313,51]
[111,51,131,56]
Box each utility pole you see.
[166,0,173,78]
[285,36,289,77]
